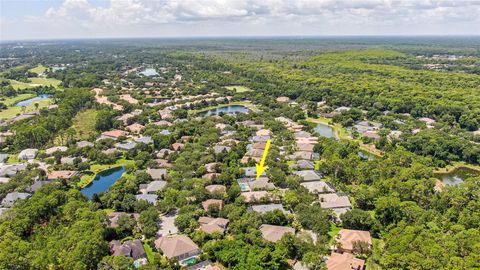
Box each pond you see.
[15,94,52,107]
[314,123,337,139]
[434,167,480,186]
[197,105,249,116]
[81,166,126,199]
[139,68,159,77]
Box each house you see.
[336,229,372,253]
[250,203,290,214]
[243,167,265,178]
[0,154,9,163]
[301,181,335,194]
[18,148,38,160]
[171,143,185,151]
[204,163,218,173]
[205,185,226,195]
[61,156,87,165]
[154,235,200,261]
[76,141,94,148]
[256,129,272,137]
[363,131,380,140]
[157,149,174,158]
[419,117,436,126]
[276,96,290,103]
[213,145,231,154]
[259,224,295,243]
[334,106,351,112]
[198,217,229,234]
[289,160,315,170]
[326,252,365,270]
[135,194,158,205]
[293,170,322,182]
[247,177,275,190]
[47,170,78,181]
[241,191,270,203]
[154,120,173,127]
[25,181,51,193]
[1,192,31,207]
[202,199,223,212]
[140,180,167,194]
[101,130,128,140]
[296,143,314,152]
[109,239,146,260]
[126,123,144,134]
[107,212,140,228]
[202,173,220,181]
[0,164,27,177]
[115,141,138,151]
[251,135,270,143]
[159,129,171,136]
[155,159,172,168]
[290,151,312,160]
[147,168,167,180]
[318,193,352,218]
[135,136,154,145]
[45,146,68,156]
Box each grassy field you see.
[0,98,52,119]
[72,109,98,140]
[78,158,136,188]
[0,94,35,106]
[29,65,47,74]
[225,85,253,92]
[8,77,61,90]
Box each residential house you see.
[276,96,290,103]
[243,167,265,178]
[135,136,154,145]
[45,146,68,156]
[47,170,78,181]
[259,224,295,243]
[250,204,290,214]
[109,239,146,261]
[154,235,200,261]
[326,252,365,270]
[1,192,31,207]
[107,212,140,228]
[159,129,171,136]
[147,168,167,180]
[293,170,322,182]
[135,194,158,205]
[205,185,226,195]
[101,130,128,140]
[18,148,38,160]
[185,260,220,270]
[155,159,172,168]
[301,181,335,194]
[126,123,144,134]
[289,160,315,170]
[336,229,372,253]
[213,145,231,154]
[171,143,184,151]
[0,164,27,178]
[241,191,270,203]
[140,180,167,194]
[115,141,138,151]
[202,199,223,212]
[76,141,94,148]
[256,129,272,137]
[318,193,352,219]
[0,154,9,163]
[198,217,229,234]
[25,181,51,193]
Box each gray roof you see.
[213,145,231,154]
[300,181,335,194]
[144,180,167,193]
[2,192,31,207]
[135,194,158,205]
[159,129,171,136]
[0,154,9,163]
[251,135,271,142]
[0,164,27,177]
[293,170,322,181]
[25,181,51,193]
[318,193,352,209]
[289,160,314,170]
[135,136,154,145]
[18,148,38,160]
[76,141,94,148]
[115,141,138,151]
[110,239,146,260]
[251,204,290,214]
[243,167,265,177]
[147,168,167,180]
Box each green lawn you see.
[0,94,35,106]
[78,158,135,188]
[0,98,52,119]
[72,109,98,140]
[8,77,61,90]
[225,85,253,92]
[29,65,47,74]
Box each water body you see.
[139,68,159,76]
[314,123,337,139]
[81,166,126,199]
[434,167,480,186]
[15,94,52,107]
[198,105,249,116]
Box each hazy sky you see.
[1,0,480,41]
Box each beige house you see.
[336,229,372,253]
[326,252,365,270]
[259,224,295,243]
[155,235,200,261]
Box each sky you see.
[1,0,480,41]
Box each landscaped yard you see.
[225,85,253,92]
[0,97,52,119]
[143,243,155,263]
[72,109,98,140]
[8,77,61,90]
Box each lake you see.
[139,68,159,76]
[314,123,337,138]
[15,94,51,107]
[81,166,126,199]
[434,167,480,186]
[198,105,249,116]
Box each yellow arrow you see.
[255,139,271,179]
